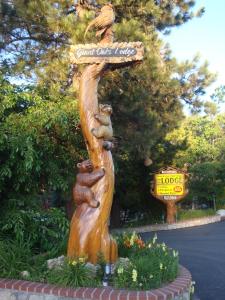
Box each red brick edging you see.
[0,265,191,300]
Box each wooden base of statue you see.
[67,63,117,264]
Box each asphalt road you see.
[141,221,225,300]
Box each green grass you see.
[120,209,216,228]
[177,209,215,221]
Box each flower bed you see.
[0,233,193,299]
[0,233,181,290]
[0,265,192,299]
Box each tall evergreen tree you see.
[0,0,215,222]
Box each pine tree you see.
[0,0,215,222]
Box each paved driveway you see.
[141,221,225,300]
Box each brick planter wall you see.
[0,265,191,300]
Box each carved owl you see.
[84,4,115,38]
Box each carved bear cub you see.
[73,159,105,208]
[91,104,113,141]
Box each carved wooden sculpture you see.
[73,159,105,208]
[67,3,144,264]
[84,4,115,39]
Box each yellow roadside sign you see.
[155,173,184,196]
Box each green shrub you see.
[0,205,69,255]
[114,233,179,290]
[46,258,101,288]
[215,199,225,209]
[0,240,32,279]
[0,239,50,281]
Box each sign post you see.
[151,167,189,224]
[67,4,144,264]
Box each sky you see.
[163,0,225,107]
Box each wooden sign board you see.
[151,167,188,202]
[155,173,185,199]
[70,42,144,64]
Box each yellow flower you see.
[78,257,86,263]
[72,260,77,266]
[130,232,137,246]
[132,269,138,282]
[117,266,124,274]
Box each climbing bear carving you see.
[73,159,105,208]
[92,104,113,140]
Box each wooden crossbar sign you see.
[70,42,144,64]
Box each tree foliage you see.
[166,114,225,202]
[0,75,85,204]
[0,0,216,220]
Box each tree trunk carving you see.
[67,63,117,264]
[67,4,144,264]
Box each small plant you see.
[114,233,179,290]
[46,257,101,288]
[0,239,49,280]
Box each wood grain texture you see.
[67,4,143,263]
[67,63,117,264]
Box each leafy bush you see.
[0,76,85,207]
[0,204,69,254]
[114,233,179,290]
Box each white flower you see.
[190,281,195,294]
[173,250,179,257]
[162,243,166,251]
[152,234,157,244]
[132,269,138,282]
[160,263,163,270]
[150,274,153,279]
[148,243,152,248]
